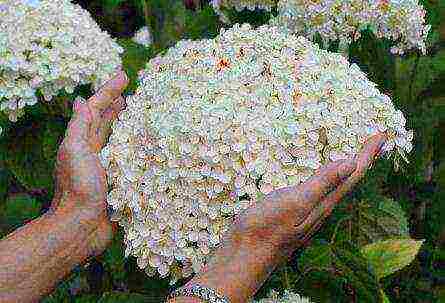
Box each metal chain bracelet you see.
[167,284,231,303]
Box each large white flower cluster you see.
[253,290,312,303]
[211,0,277,23]
[270,0,431,55]
[100,23,412,284]
[0,0,124,122]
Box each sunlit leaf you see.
[361,238,424,279]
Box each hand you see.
[176,134,388,303]
[51,70,129,256]
[233,133,387,255]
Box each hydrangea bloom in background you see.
[253,290,313,303]
[132,26,153,48]
[100,24,413,284]
[0,0,123,122]
[211,0,277,23]
[270,0,431,55]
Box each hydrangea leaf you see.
[0,141,11,203]
[0,168,10,204]
[361,238,424,279]
[102,0,124,10]
[353,198,410,246]
[222,5,274,27]
[4,117,66,193]
[73,294,100,303]
[0,194,41,237]
[143,0,188,51]
[102,230,128,286]
[98,291,155,303]
[394,49,445,104]
[117,38,153,93]
[297,240,333,272]
[331,241,382,303]
[297,241,382,302]
[184,5,220,40]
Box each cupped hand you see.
[233,133,387,255]
[51,70,129,255]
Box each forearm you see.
[0,195,104,303]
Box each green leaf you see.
[353,198,410,246]
[297,241,382,302]
[382,290,391,303]
[331,241,382,303]
[184,5,220,40]
[361,238,424,279]
[394,49,445,104]
[74,294,100,303]
[0,167,11,204]
[102,230,128,285]
[3,116,66,193]
[0,194,41,237]
[98,291,156,303]
[102,0,124,10]
[298,240,333,272]
[117,38,153,93]
[144,0,188,51]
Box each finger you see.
[295,134,387,246]
[89,70,129,113]
[354,133,387,177]
[296,157,357,205]
[97,96,126,146]
[64,99,93,146]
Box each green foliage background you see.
[0,0,444,302]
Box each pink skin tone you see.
[0,70,386,303]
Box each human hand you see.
[232,133,387,255]
[51,70,129,256]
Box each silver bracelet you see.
[167,284,230,303]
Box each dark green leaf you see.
[297,241,382,302]
[298,240,333,272]
[353,198,410,246]
[332,241,382,303]
[394,49,445,104]
[102,230,128,285]
[0,193,41,237]
[98,291,157,303]
[102,0,124,10]
[3,117,66,193]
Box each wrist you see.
[51,194,112,258]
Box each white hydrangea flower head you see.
[270,0,431,55]
[0,0,124,121]
[211,0,278,23]
[101,23,413,284]
[132,26,153,47]
[253,290,313,303]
